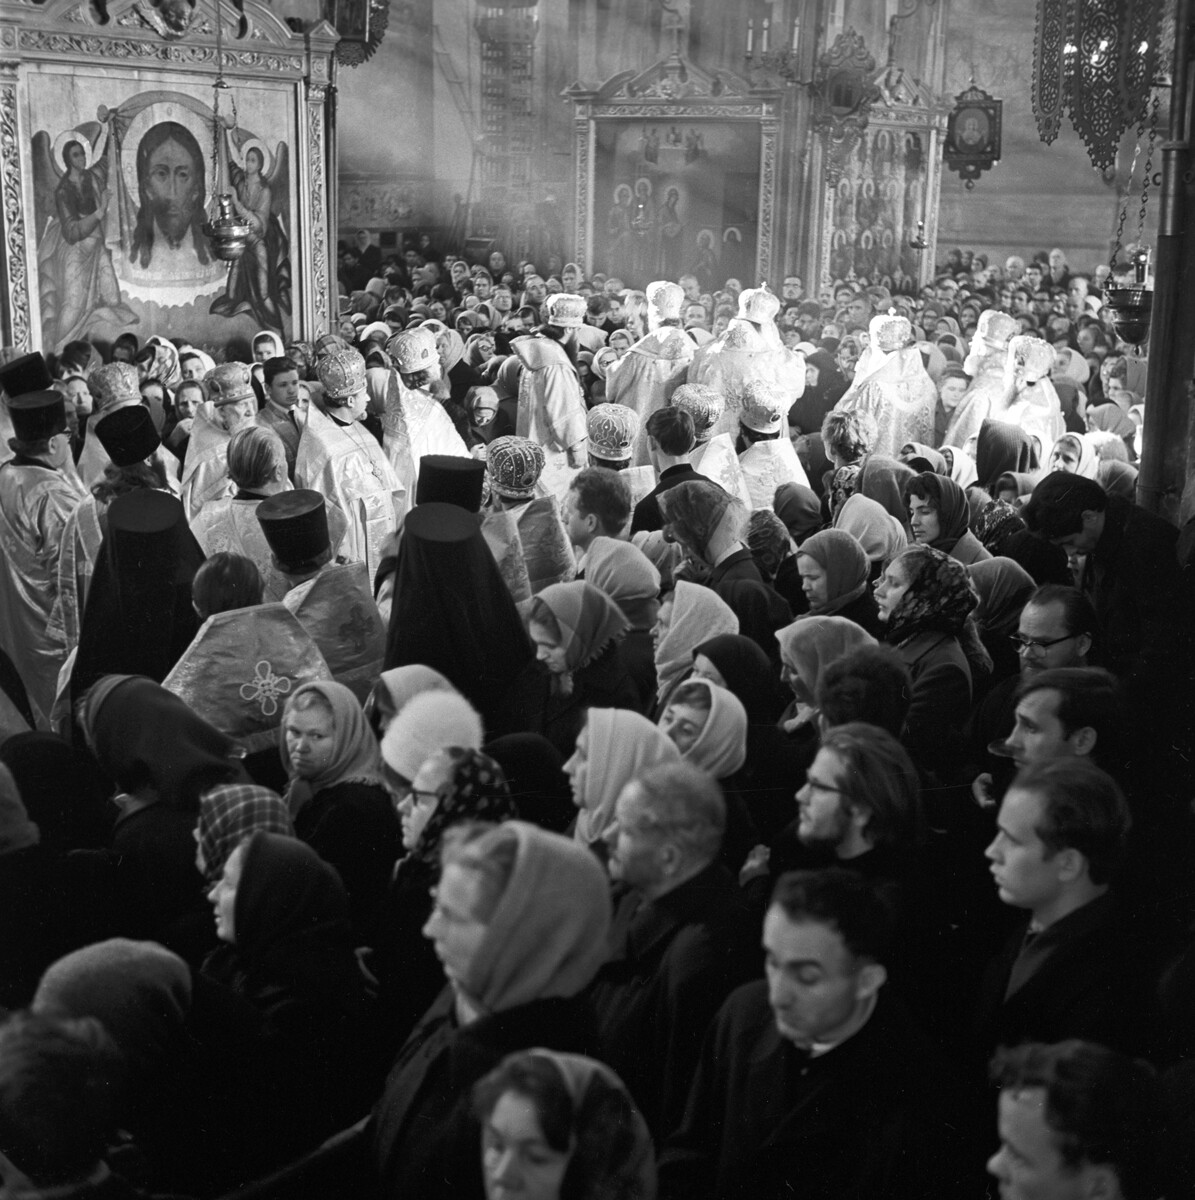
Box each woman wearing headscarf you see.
[137,336,182,392]
[386,502,538,738]
[856,454,917,538]
[81,674,250,962]
[376,747,517,1044]
[1047,432,1100,479]
[32,937,282,1193]
[0,731,110,854]
[793,528,881,632]
[658,678,747,780]
[874,544,991,777]
[482,733,573,835]
[529,581,638,757]
[279,681,401,945]
[195,783,293,886]
[1086,402,1137,459]
[472,1050,656,1200]
[788,348,847,436]
[652,582,739,716]
[773,482,823,545]
[567,708,681,854]
[690,634,798,844]
[70,490,205,708]
[583,537,662,713]
[975,418,1039,494]
[941,445,979,489]
[774,617,876,755]
[968,557,1036,685]
[203,833,377,1147]
[903,472,992,565]
[1096,458,1138,500]
[898,441,947,475]
[834,494,909,582]
[370,821,612,1200]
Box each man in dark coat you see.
[976,756,1157,1064]
[630,406,708,535]
[658,868,979,1200]
[1022,473,1191,762]
[589,763,757,1141]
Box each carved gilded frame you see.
[566,54,782,284]
[0,0,337,351]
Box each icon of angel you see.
[209,133,292,327]
[31,126,138,350]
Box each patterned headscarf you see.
[410,746,516,868]
[973,499,1026,555]
[196,784,293,884]
[883,544,983,651]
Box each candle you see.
[792,17,799,50]
[747,18,754,54]
[762,16,769,53]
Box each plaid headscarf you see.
[196,783,293,884]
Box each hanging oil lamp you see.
[201,4,252,262]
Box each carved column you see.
[573,108,593,273]
[756,99,778,282]
[0,47,29,350]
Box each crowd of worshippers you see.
[0,231,1193,1200]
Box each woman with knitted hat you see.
[376,747,517,1043]
[529,581,640,757]
[794,528,881,633]
[874,543,991,776]
[280,680,401,945]
[370,821,611,1200]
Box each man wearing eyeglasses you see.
[968,585,1097,805]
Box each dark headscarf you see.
[787,349,846,433]
[0,763,37,855]
[693,633,776,724]
[385,502,534,730]
[0,732,110,853]
[221,831,365,1015]
[900,442,947,475]
[773,483,823,545]
[884,545,992,677]
[71,491,204,705]
[718,579,791,664]
[484,733,573,835]
[911,473,971,555]
[82,675,247,812]
[857,455,917,537]
[976,419,1039,493]
[409,747,516,868]
[794,529,869,615]
[968,557,1036,638]
[973,499,1026,556]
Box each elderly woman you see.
[370,821,612,1200]
[567,708,680,854]
[279,680,402,944]
[377,747,516,1042]
[903,473,992,565]
[194,782,293,886]
[1048,432,1100,479]
[874,544,991,776]
[529,581,639,756]
[794,528,881,632]
[473,1050,655,1200]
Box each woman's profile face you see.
[208,840,246,944]
[399,753,452,851]
[797,555,829,608]
[651,594,675,657]
[562,725,590,809]
[529,619,568,676]
[873,558,912,622]
[482,1090,570,1200]
[660,701,709,755]
[422,861,489,986]
[284,703,336,780]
